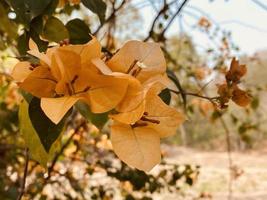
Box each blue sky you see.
[139,0,267,55]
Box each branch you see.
[46,120,87,180]
[93,0,128,35]
[144,0,189,41]
[159,0,189,38]
[220,117,233,200]
[16,148,29,200]
[170,89,219,105]
[143,1,173,41]
[251,0,267,12]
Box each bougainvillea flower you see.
[109,75,173,124]
[92,40,172,115]
[106,40,166,83]
[217,58,251,108]
[226,58,247,83]
[231,85,251,107]
[111,121,161,172]
[12,38,128,124]
[111,92,185,171]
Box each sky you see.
[139,0,267,55]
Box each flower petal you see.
[29,38,39,50]
[41,96,78,124]
[60,37,102,65]
[88,76,129,113]
[91,58,113,75]
[20,66,56,98]
[110,100,145,124]
[107,40,166,83]
[111,122,161,171]
[145,94,185,138]
[28,49,51,66]
[51,49,81,95]
[11,61,32,82]
[116,76,144,112]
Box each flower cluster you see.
[12,38,185,171]
[217,58,251,108]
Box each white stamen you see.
[136,61,147,69]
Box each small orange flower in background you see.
[217,58,251,108]
[191,98,214,116]
[12,38,185,171]
[193,66,211,81]
[198,17,211,30]
[4,83,22,110]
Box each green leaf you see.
[251,97,259,110]
[30,28,49,52]
[43,0,59,16]
[5,0,53,25]
[30,17,49,52]
[0,2,18,39]
[19,89,33,104]
[28,97,68,152]
[43,16,69,42]
[159,88,171,105]
[75,101,108,129]
[65,18,91,44]
[19,100,62,166]
[31,16,44,35]
[81,0,106,24]
[17,32,30,56]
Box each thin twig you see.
[251,0,267,12]
[45,120,87,180]
[16,148,29,200]
[169,89,219,104]
[220,116,233,200]
[143,0,178,41]
[159,0,189,38]
[93,0,128,35]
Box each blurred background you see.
[1,0,267,199]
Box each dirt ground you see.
[157,145,267,200]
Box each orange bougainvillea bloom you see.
[12,38,128,124]
[231,85,251,107]
[92,40,174,116]
[111,91,184,171]
[217,58,251,108]
[13,38,185,172]
[225,58,247,83]
[106,40,166,83]
[92,40,185,171]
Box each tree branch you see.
[16,148,29,200]
[170,89,219,105]
[93,0,128,35]
[159,0,189,38]
[220,117,233,200]
[45,120,87,180]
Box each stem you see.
[93,0,128,35]
[46,120,87,180]
[17,148,29,200]
[160,0,189,37]
[220,117,233,200]
[169,89,219,104]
